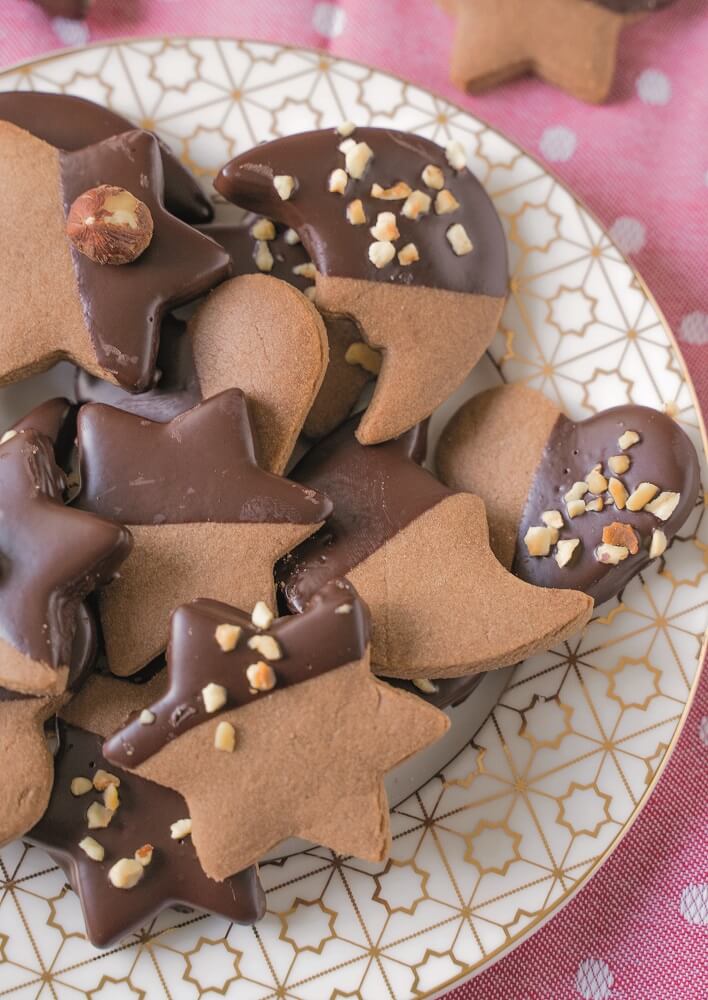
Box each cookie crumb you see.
[618,429,640,450]
[345,341,382,374]
[328,168,349,195]
[246,660,277,692]
[170,818,192,840]
[649,529,668,558]
[215,623,241,652]
[248,634,282,660]
[398,243,420,266]
[273,175,295,200]
[70,777,93,797]
[368,240,396,269]
[214,721,236,753]
[346,199,366,225]
[370,212,400,241]
[78,836,104,862]
[608,454,630,475]
[645,491,680,521]
[250,218,276,241]
[421,164,445,190]
[435,190,460,215]
[626,482,659,511]
[251,601,274,630]
[108,858,144,889]
[445,140,467,171]
[555,538,580,568]
[202,682,228,713]
[401,190,431,220]
[345,141,374,179]
[446,223,473,256]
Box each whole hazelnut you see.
[66,185,154,265]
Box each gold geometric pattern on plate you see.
[0,39,705,1000]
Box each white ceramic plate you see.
[0,39,705,1000]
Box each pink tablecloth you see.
[1,2,706,997]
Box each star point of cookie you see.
[103,580,449,880]
[0,122,229,392]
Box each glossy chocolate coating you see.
[515,405,700,606]
[216,127,507,297]
[75,315,201,423]
[59,130,229,392]
[74,389,332,525]
[277,416,450,612]
[11,397,77,470]
[198,217,313,291]
[104,578,369,769]
[391,673,483,710]
[0,430,131,668]
[30,722,265,946]
[0,91,212,223]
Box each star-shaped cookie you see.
[277,416,593,679]
[0,429,132,695]
[439,0,675,103]
[103,579,449,880]
[30,675,265,947]
[73,389,332,675]
[0,122,229,391]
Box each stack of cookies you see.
[0,93,699,947]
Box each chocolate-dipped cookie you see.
[435,385,701,606]
[103,580,449,880]
[277,417,592,680]
[73,389,332,676]
[0,123,229,392]
[215,127,507,445]
[29,674,265,947]
[438,0,676,103]
[9,397,78,471]
[0,91,211,223]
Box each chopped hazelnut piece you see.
[370,211,400,241]
[626,482,660,511]
[284,228,300,245]
[338,138,356,155]
[248,634,282,660]
[445,139,467,171]
[202,682,228,713]
[250,218,276,241]
[608,477,629,509]
[0,430,17,445]
[586,468,608,494]
[246,660,277,692]
[215,623,241,652]
[328,168,349,195]
[345,141,374,179]
[273,174,295,200]
[649,529,668,559]
[523,525,558,557]
[412,677,439,694]
[564,481,588,502]
[595,543,629,565]
[66,185,153,265]
[251,601,274,630]
[446,223,473,256]
[645,491,681,521]
[71,776,93,797]
[435,189,460,215]
[335,603,353,614]
[337,120,356,137]
[108,858,144,890]
[103,784,120,812]
[398,242,420,266]
[585,497,604,513]
[371,181,412,200]
[87,802,114,830]
[618,429,640,451]
[608,454,630,475]
[135,844,154,867]
[346,199,366,225]
[368,240,396,269]
[139,708,155,725]
[602,521,639,554]
[421,164,445,190]
[93,769,120,792]
[555,538,580,568]
[542,510,564,530]
[293,262,317,280]
[170,818,192,840]
[401,190,431,220]
[344,341,382,374]
[566,499,586,518]
[254,240,274,273]
[78,836,104,862]
[214,720,236,753]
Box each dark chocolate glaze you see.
[104,578,370,769]
[58,130,230,391]
[515,405,700,607]
[588,0,675,12]
[74,389,332,526]
[277,416,450,612]
[215,127,507,297]
[198,217,314,291]
[391,673,484,711]
[29,722,265,947]
[75,315,201,423]
[0,430,131,669]
[0,91,212,223]
[11,397,77,470]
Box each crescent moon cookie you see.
[435,385,701,606]
[29,674,265,947]
[73,389,332,677]
[438,0,677,103]
[215,127,508,445]
[0,122,229,392]
[102,579,449,881]
[0,90,212,223]
[277,416,592,681]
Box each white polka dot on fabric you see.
[680,883,708,925]
[576,957,614,1000]
[699,715,708,748]
[539,125,577,163]
[679,312,708,346]
[51,17,90,46]
[312,3,347,38]
[609,216,646,255]
[636,68,672,105]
